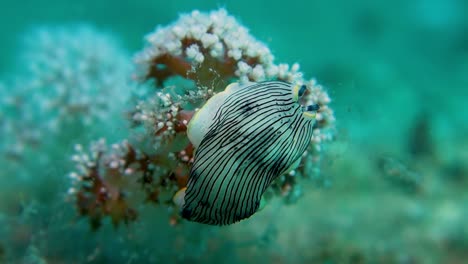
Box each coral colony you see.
[66,9,335,228]
[1,26,132,164]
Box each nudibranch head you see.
[180,81,319,225]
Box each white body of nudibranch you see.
[176,81,319,225]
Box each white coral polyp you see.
[186,44,204,64]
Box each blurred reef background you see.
[1,0,468,263]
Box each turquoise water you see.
[1,0,468,263]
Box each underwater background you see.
[1,0,468,263]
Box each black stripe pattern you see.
[181,81,317,225]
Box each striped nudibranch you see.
[174,81,319,225]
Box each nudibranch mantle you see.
[179,81,319,225]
